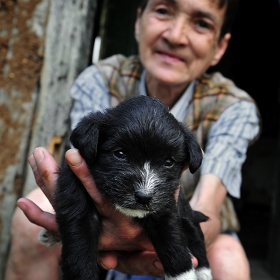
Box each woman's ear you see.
[210,33,231,67]
[134,8,142,42]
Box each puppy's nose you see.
[134,191,152,205]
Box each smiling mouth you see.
[156,51,185,62]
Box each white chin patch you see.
[115,205,150,218]
[165,269,197,280]
[196,267,212,280]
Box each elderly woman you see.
[5,0,259,279]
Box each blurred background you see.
[0,0,280,279]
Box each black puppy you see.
[39,96,212,280]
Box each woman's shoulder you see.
[195,72,253,101]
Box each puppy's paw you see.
[165,269,197,280]
[38,228,61,247]
[196,267,212,280]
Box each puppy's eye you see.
[113,149,127,161]
[165,158,174,168]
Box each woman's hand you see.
[18,147,197,277]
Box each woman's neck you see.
[145,73,190,109]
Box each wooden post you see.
[0,0,98,275]
[23,0,98,196]
[99,0,140,59]
[0,0,51,274]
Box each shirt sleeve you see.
[200,101,260,198]
[70,65,110,130]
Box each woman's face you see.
[135,0,230,88]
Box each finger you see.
[17,198,58,234]
[114,251,164,278]
[65,149,115,214]
[30,147,58,202]
[28,155,44,189]
[98,251,164,277]
[98,251,198,274]
[115,253,198,272]
[97,251,118,270]
[64,149,100,201]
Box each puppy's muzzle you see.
[134,190,152,205]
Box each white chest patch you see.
[196,267,212,280]
[165,269,197,280]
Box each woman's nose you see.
[162,17,189,46]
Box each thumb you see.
[98,251,164,278]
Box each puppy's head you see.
[70,96,203,218]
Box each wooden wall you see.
[0,0,98,275]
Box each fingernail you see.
[33,147,44,163]
[66,149,83,167]
[97,256,114,270]
[28,155,37,171]
[98,259,109,270]
[153,259,163,270]
[17,199,26,211]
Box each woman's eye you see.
[155,6,169,15]
[113,150,127,161]
[197,20,211,29]
[165,158,174,168]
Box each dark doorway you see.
[213,1,280,275]
[95,0,280,277]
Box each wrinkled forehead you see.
[140,0,227,15]
[140,0,226,8]
[138,0,227,38]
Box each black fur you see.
[54,96,210,280]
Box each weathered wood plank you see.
[23,0,97,196]
[0,0,98,275]
[0,0,51,274]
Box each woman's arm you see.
[190,174,227,247]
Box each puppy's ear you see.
[70,112,103,165]
[182,126,203,174]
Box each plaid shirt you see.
[70,57,260,198]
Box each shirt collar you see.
[139,70,195,122]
